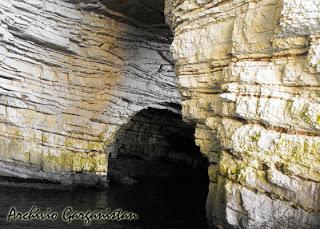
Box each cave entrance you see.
[99,1,210,227]
[107,107,209,227]
[107,107,209,185]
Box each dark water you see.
[0,180,209,229]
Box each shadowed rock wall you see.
[165,0,320,228]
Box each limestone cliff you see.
[0,0,320,228]
[0,0,179,186]
[166,0,320,228]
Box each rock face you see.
[1,0,320,228]
[0,0,179,186]
[166,0,320,228]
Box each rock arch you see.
[0,0,179,187]
[106,106,208,185]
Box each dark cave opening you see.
[107,107,209,185]
[100,2,210,227]
[106,107,210,228]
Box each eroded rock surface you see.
[1,0,320,227]
[166,0,320,228]
[0,0,179,187]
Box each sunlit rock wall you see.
[0,0,179,186]
[166,0,320,228]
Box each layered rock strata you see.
[0,0,179,187]
[166,0,320,228]
[1,0,320,227]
